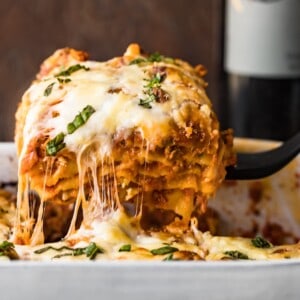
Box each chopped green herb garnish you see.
[85,242,104,260]
[57,77,71,84]
[46,132,66,156]
[144,73,164,89]
[130,52,173,65]
[67,105,96,134]
[119,244,131,252]
[44,82,55,96]
[81,105,95,121]
[52,253,73,259]
[45,105,95,156]
[224,250,249,260]
[151,245,178,255]
[35,242,103,260]
[0,241,15,251]
[34,245,75,254]
[73,114,84,129]
[148,52,163,62]
[72,248,86,256]
[129,58,147,65]
[163,254,175,261]
[44,77,71,96]
[139,72,166,109]
[66,123,76,134]
[251,236,272,248]
[55,64,90,77]
[139,94,156,109]
[0,241,19,260]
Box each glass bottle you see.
[224,0,300,141]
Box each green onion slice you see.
[150,245,178,255]
[224,250,249,260]
[67,105,96,134]
[119,244,131,252]
[35,242,103,260]
[46,132,66,156]
[55,64,90,77]
[44,82,55,96]
[251,236,272,248]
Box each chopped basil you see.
[85,242,104,260]
[129,58,147,65]
[119,244,131,252]
[66,123,76,134]
[144,73,164,89]
[224,250,249,260]
[57,77,71,84]
[130,52,173,65]
[67,105,96,134]
[148,52,163,62]
[163,254,175,261]
[150,245,178,255]
[52,253,73,259]
[0,241,14,250]
[46,132,66,156]
[82,105,95,121]
[44,82,55,96]
[251,236,272,249]
[46,105,95,156]
[139,72,166,109]
[44,77,71,97]
[55,64,90,77]
[73,114,84,129]
[72,247,86,256]
[35,242,103,260]
[139,94,156,109]
[0,241,19,260]
[34,245,75,254]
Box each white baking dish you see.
[0,140,300,300]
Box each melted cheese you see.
[23,61,205,156]
[3,207,300,261]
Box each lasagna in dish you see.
[14,44,235,246]
[0,44,299,261]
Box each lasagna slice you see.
[14,44,235,245]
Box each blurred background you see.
[0,0,299,141]
[0,0,227,141]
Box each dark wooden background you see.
[0,0,226,141]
